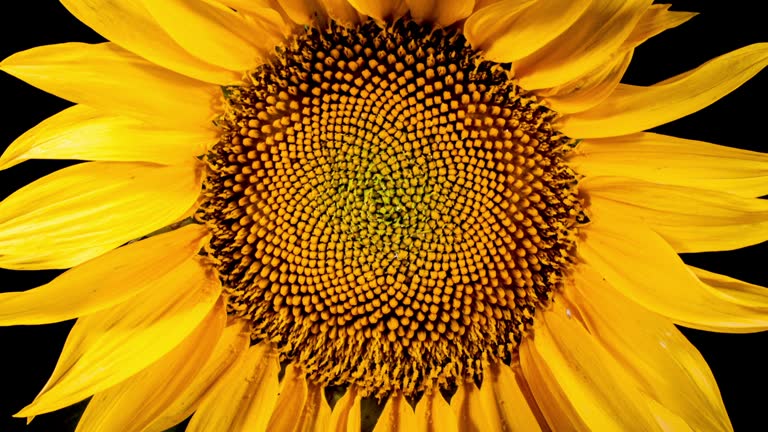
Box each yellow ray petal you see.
[560,43,768,138]
[142,320,249,432]
[515,0,651,90]
[464,0,589,64]
[266,363,331,432]
[141,0,275,72]
[569,132,768,198]
[319,0,363,24]
[540,50,632,114]
[373,392,416,432]
[74,299,225,432]
[407,0,474,27]
[646,398,695,432]
[520,301,662,431]
[481,362,542,431]
[216,0,295,32]
[506,365,549,429]
[583,176,768,253]
[473,0,503,9]
[539,5,695,114]
[690,266,768,311]
[0,224,207,325]
[518,340,585,431]
[276,0,324,25]
[0,104,212,171]
[329,386,362,432]
[415,390,457,432]
[346,0,408,22]
[186,342,279,432]
[568,266,732,432]
[621,4,697,51]
[579,204,768,333]
[451,381,502,431]
[15,257,221,418]
[0,160,202,270]
[0,42,218,129]
[60,0,238,84]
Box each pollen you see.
[197,18,581,397]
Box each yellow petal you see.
[265,0,353,26]
[451,381,502,431]
[621,4,697,51]
[216,0,294,32]
[583,176,768,253]
[266,364,331,432]
[0,224,207,325]
[74,299,226,432]
[372,392,417,432]
[276,0,324,25]
[329,386,362,432]
[579,204,768,333]
[141,0,274,72]
[473,0,503,9]
[520,301,662,431]
[464,0,590,64]
[568,266,732,432]
[346,0,408,22]
[515,0,651,90]
[481,362,542,431]
[186,342,280,432]
[690,266,768,311]
[320,0,363,24]
[518,340,586,431]
[646,398,695,432]
[0,42,218,129]
[0,160,202,270]
[560,43,768,138]
[569,132,768,198]
[59,0,238,84]
[15,257,221,417]
[539,1,696,113]
[463,0,536,58]
[143,320,250,432]
[407,0,474,27]
[415,390,458,432]
[0,104,213,171]
[539,50,632,114]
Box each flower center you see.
[197,18,580,397]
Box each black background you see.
[0,1,766,431]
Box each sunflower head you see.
[0,1,766,431]
[197,16,582,398]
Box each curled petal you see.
[464,0,588,64]
[560,44,768,138]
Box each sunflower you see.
[1,0,767,431]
